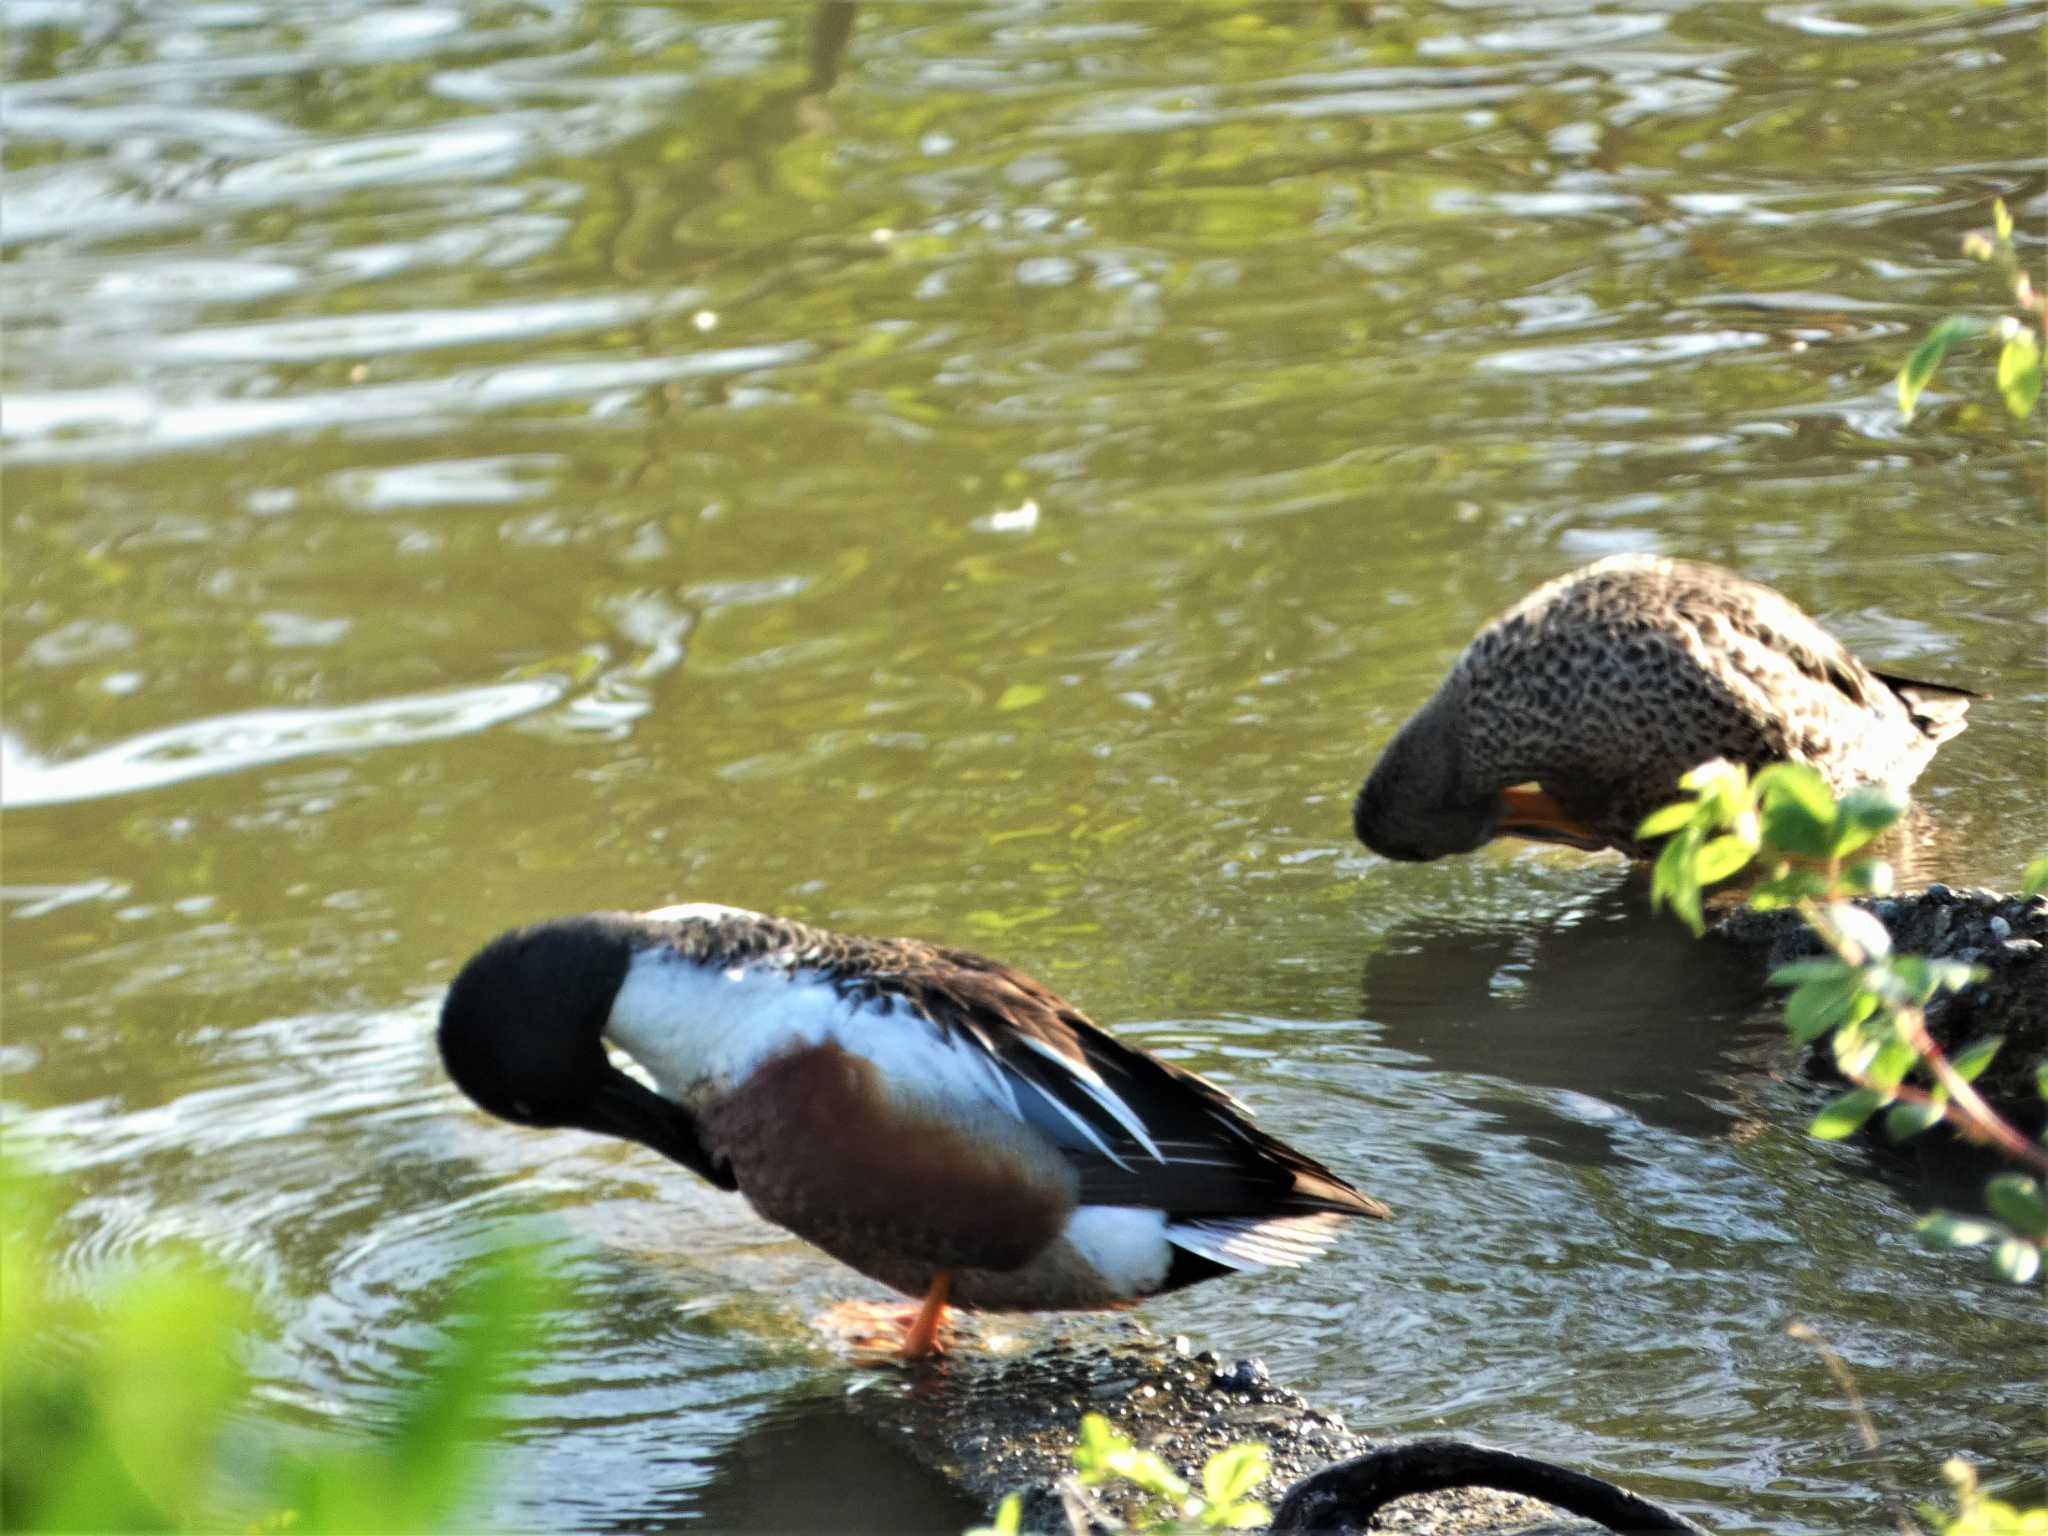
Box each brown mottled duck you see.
[1353,555,1976,862]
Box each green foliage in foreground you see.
[1643,761,2045,1524]
[0,1149,545,1533]
[1643,759,2048,1287]
[1898,198,2044,423]
[968,1413,1269,1535]
[1931,1458,2048,1536]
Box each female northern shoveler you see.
[1353,555,1975,862]
[437,903,1388,1357]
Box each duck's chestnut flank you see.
[437,904,1388,1356]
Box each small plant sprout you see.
[1925,1457,2048,1536]
[965,1494,1024,1536]
[1898,197,2045,422]
[1639,763,2048,1287]
[971,1414,1271,1535]
[1072,1413,1271,1532]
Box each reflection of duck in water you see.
[1353,555,1976,862]
[439,904,1387,1358]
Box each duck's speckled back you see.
[1445,555,1958,850]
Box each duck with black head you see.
[437,903,1389,1358]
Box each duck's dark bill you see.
[586,1068,736,1189]
[1496,785,1606,851]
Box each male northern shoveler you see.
[1353,555,1976,862]
[437,903,1388,1357]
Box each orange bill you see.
[1497,784,1605,850]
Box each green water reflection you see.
[4,3,2044,1532]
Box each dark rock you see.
[1210,1357,1272,1394]
[841,1318,1592,1534]
[1710,882,2047,1133]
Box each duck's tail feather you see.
[1873,671,1980,745]
[1164,1211,1355,1273]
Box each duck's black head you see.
[437,914,729,1183]
[1352,690,1499,862]
[438,915,637,1125]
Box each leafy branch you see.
[1898,198,2044,422]
[1642,760,2048,1285]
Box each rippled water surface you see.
[5,3,2045,1532]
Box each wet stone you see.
[844,1319,1580,1534]
[1711,882,2047,1131]
[1209,1357,1272,1394]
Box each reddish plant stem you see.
[1798,898,2048,1177]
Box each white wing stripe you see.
[1014,1035,1166,1163]
[1014,1077,1134,1171]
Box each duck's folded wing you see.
[911,948,1389,1224]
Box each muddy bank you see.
[1711,884,2048,1129]
[845,1317,1613,1534]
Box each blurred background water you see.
[3,2,2044,1532]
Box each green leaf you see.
[1678,758,1745,796]
[967,1493,1025,1536]
[2037,1061,2048,1103]
[1990,1236,2041,1285]
[1917,1212,2000,1249]
[1635,801,1698,840]
[1881,953,1935,1006]
[1811,1086,1886,1140]
[1884,1100,1944,1141]
[2023,855,2048,900]
[1831,786,1905,858]
[94,1262,256,1526]
[1769,958,1855,987]
[1993,197,2013,242]
[1695,832,1758,885]
[1074,1413,1189,1502]
[1747,868,1833,910]
[1758,800,1832,857]
[1984,1175,2048,1240]
[1865,1039,1919,1093]
[1074,1413,1121,1479]
[1651,829,1705,936]
[1783,973,1863,1045]
[1755,761,1835,824]
[1833,1020,1878,1078]
[1839,858,1893,897]
[1951,1037,2003,1083]
[1897,315,1986,422]
[1202,1443,1271,1509]
[1929,959,1984,996]
[1998,329,2043,419]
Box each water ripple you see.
[1,344,813,462]
[1,674,574,808]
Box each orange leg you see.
[1497,784,1604,849]
[898,1271,952,1360]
